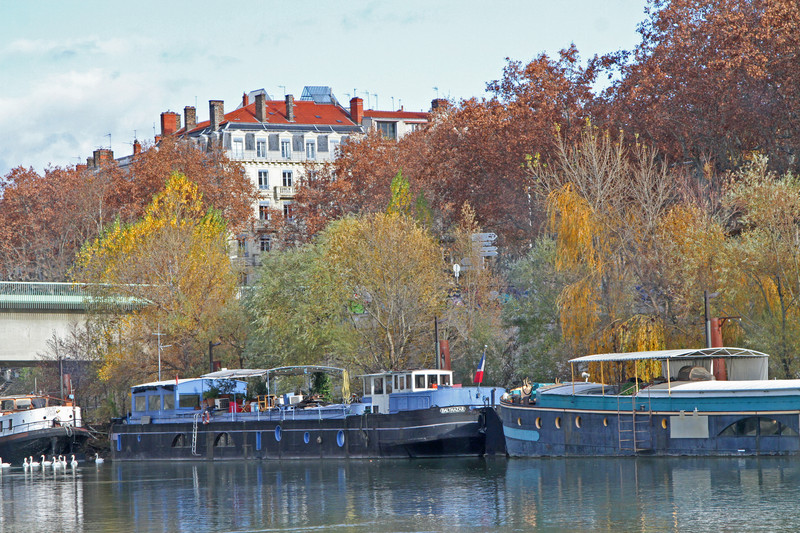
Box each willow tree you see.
[723,157,800,377]
[321,212,449,372]
[72,173,239,385]
[528,124,680,381]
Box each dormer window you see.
[306,141,316,159]
[281,140,291,159]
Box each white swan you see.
[41,455,52,467]
[22,457,29,469]
[0,458,11,468]
[70,454,78,468]
[94,453,105,465]
[29,456,40,468]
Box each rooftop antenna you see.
[374,93,378,109]
[153,122,157,137]
[433,86,439,98]
[279,85,286,96]
[391,96,395,110]
[106,133,112,149]
[353,88,357,98]
[365,91,370,108]
[344,92,351,100]
[398,98,402,110]
[195,96,198,109]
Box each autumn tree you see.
[600,0,800,174]
[321,212,449,372]
[0,137,257,281]
[722,157,800,377]
[442,203,510,384]
[72,173,241,384]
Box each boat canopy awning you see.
[201,369,268,380]
[264,365,347,377]
[569,347,769,364]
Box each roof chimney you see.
[431,98,449,111]
[184,106,196,131]
[209,100,224,131]
[133,139,142,156]
[93,148,114,166]
[255,93,266,122]
[350,97,363,125]
[285,94,294,122]
[160,111,181,136]
[242,92,249,107]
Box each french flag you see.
[474,351,486,384]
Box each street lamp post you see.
[209,341,221,374]
[153,324,172,381]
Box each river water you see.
[0,456,798,532]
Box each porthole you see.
[603,418,609,427]
[275,425,282,442]
[575,416,582,429]
[535,417,542,429]
[304,432,310,444]
[661,418,668,430]
[517,417,522,426]
[337,430,345,447]
[555,417,561,429]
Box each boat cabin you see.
[360,370,455,414]
[130,377,247,420]
[0,395,51,412]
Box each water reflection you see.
[0,457,797,531]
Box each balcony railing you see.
[274,186,296,200]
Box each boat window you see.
[396,375,405,390]
[214,433,234,447]
[440,374,450,386]
[428,374,438,388]
[32,398,46,408]
[148,395,160,411]
[374,377,384,395]
[386,378,392,394]
[406,375,412,389]
[16,399,32,410]
[163,394,175,410]
[1,400,14,411]
[134,395,146,412]
[719,417,798,437]
[179,394,200,409]
[415,375,425,389]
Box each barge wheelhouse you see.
[501,347,800,456]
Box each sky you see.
[0,0,648,176]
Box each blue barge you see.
[501,347,800,456]
[111,366,505,461]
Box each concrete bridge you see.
[0,282,89,366]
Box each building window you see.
[306,141,316,159]
[408,123,422,132]
[283,202,294,222]
[330,140,340,154]
[281,139,291,159]
[260,235,272,252]
[377,122,397,140]
[232,138,244,158]
[256,139,267,158]
[259,201,271,221]
[237,238,247,257]
[282,170,293,187]
[258,170,269,189]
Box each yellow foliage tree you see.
[73,173,239,382]
[321,212,448,372]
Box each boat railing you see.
[0,418,78,437]
[137,403,354,424]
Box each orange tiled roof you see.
[181,100,357,135]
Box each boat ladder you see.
[191,413,201,456]
[617,393,652,453]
